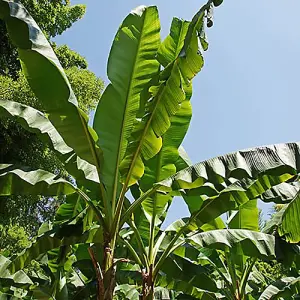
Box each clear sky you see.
[56,0,300,224]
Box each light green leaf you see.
[278,192,300,243]
[157,17,190,67]
[93,6,161,205]
[120,5,210,186]
[228,200,259,231]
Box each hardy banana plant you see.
[0,0,299,299]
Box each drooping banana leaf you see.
[0,100,99,192]
[0,99,72,156]
[159,253,218,292]
[187,229,279,260]
[0,255,33,286]
[258,276,300,300]
[156,143,300,227]
[0,164,76,196]
[261,181,300,203]
[0,0,103,184]
[93,6,161,206]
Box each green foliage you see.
[0,0,86,78]
[65,67,104,113]
[256,260,288,282]
[52,43,88,69]
[0,0,299,299]
[0,224,31,256]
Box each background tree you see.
[0,0,87,78]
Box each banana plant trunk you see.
[140,265,154,300]
[102,237,116,300]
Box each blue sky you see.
[56,1,300,223]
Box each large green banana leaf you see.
[0,0,102,175]
[187,230,278,260]
[262,182,300,243]
[0,255,33,286]
[156,143,300,226]
[0,164,76,196]
[0,100,100,192]
[124,18,194,267]
[258,276,300,300]
[93,6,161,206]
[228,199,259,231]
[0,99,72,156]
[278,192,300,243]
[119,3,210,187]
[158,143,300,192]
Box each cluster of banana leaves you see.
[0,0,299,299]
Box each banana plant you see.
[1,0,300,299]
[0,0,222,298]
[116,192,299,299]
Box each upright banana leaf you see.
[119,3,211,187]
[93,6,161,206]
[0,0,103,187]
[121,17,194,267]
[139,17,193,216]
[228,199,259,231]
